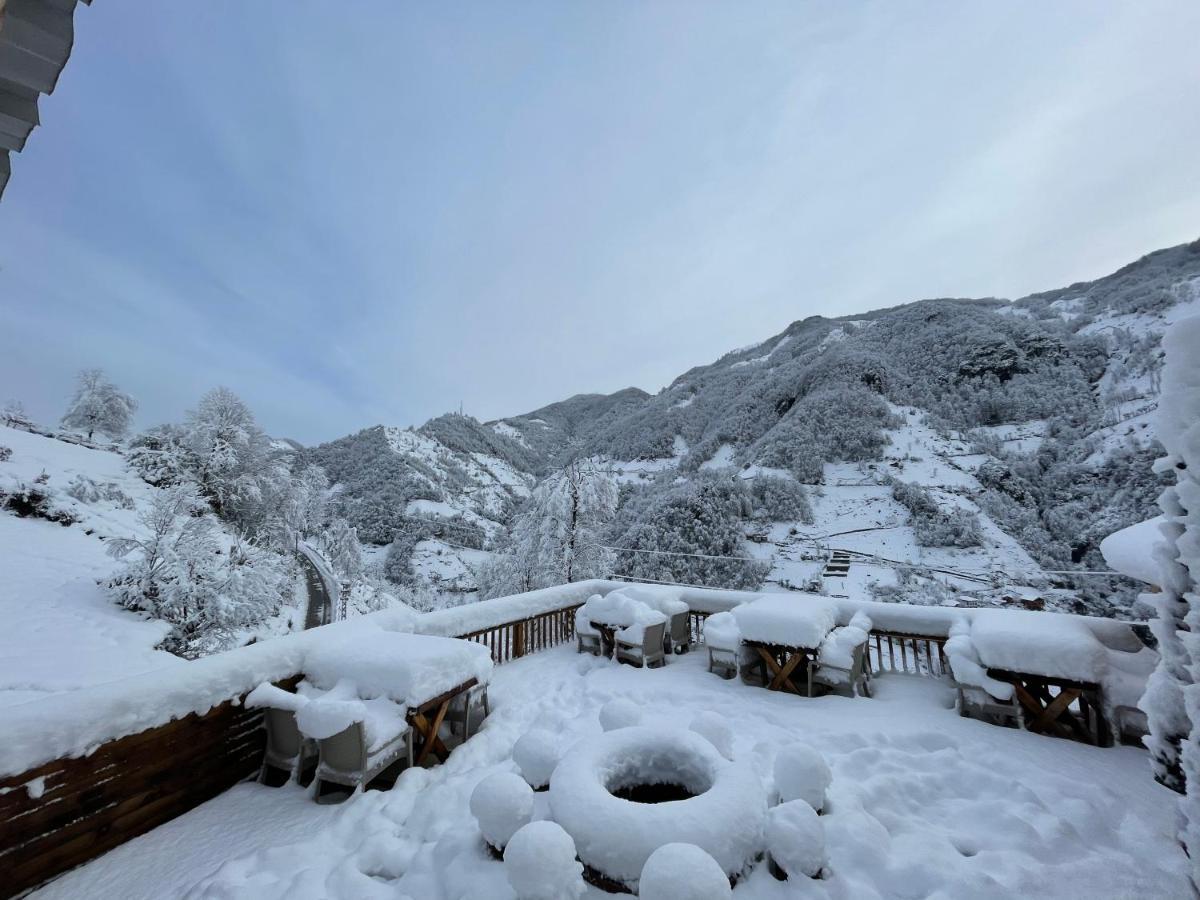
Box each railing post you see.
[513,620,526,658]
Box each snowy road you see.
[297,553,330,629]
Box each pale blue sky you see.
[2,1,1198,443]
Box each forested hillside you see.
[309,239,1200,617]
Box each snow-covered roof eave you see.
[1099,517,1165,587]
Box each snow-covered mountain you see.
[313,238,1200,615]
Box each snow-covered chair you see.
[616,621,668,668]
[945,623,1022,729]
[575,607,602,656]
[259,707,318,785]
[666,609,692,654]
[808,620,873,698]
[315,720,413,799]
[703,611,755,680]
[445,682,490,740]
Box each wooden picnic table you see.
[986,668,1113,747]
[407,677,479,766]
[744,640,820,695]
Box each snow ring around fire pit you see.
[548,726,766,889]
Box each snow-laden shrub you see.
[469,772,534,852]
[773,743,832,811]
[891,480,982,548]
[638,843,732,900]
[0,445,11,462]
[599,698,643,731]
[749,474,813,523]
[1,478,76,525]
[503,820,585,900]
[689,711,733,760]
[767,800,827,878]
[512,728,561,790]
[64,474,133,508]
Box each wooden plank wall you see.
[0,676,299,899]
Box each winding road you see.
[297,552,331,629]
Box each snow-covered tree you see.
[107,484,290,656]
[183,387,275,521]
[61,369,137,440]
[321,518,363,582]
[481,459,618,597]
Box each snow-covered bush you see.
[1,474,76,525]
[469,772,534,852]
[2,399,32,430]
[512,729,561,790]
[64,474,133,508]
[689,711,733,760]
[0,445,10,462]
[503,820,585,900]
[638,843,732,900]
[891,480,983,548]
[599,698,643,731]
[748,474,813,523]
[767,800,827,878]
[126,424,196,488]
[773,743,832,811]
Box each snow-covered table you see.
[304,630,494,765]
[731,596,838,695]
[583,592,668,661]
[970,610,1113,746]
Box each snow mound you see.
[773,743,832,811]
[504,820,585,900]
[599,698,643,731]
[548,726,766,887]
[584,592,667,630]
[574,606,600,637]
[512,728,561,790]
[470,772,534,851]
[732,595,837,649]
[689,711,733,760]
[945,620,1014,700]
[970,609,1108,684]
[639,843,732,900]
[767,800,826,878]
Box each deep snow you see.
[36,644,1188,899]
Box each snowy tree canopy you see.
[60,369,137,441]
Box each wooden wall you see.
[0,679,297,898]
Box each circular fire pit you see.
[548,726,766,890]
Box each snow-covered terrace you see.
[3,582,1183,898]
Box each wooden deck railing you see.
[868,630,948,677]
[457,603,582,663]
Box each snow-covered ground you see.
[0,426,304,706]
[36,645,1187,899]
[0,426,182,705]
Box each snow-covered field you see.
[35,645,1187,899]
[0,426,304,706]
[0,426,182,705]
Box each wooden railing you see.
[868,630,948,677]
[457,603,583,664]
